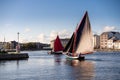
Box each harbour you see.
[0,50,120,80]
[0,0,120,80]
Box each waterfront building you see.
[0,42,7,50]
[35,42,43,49]
[93,34,100,49]
[10,41,18,49]
[114,40,120,49]
[0,42,4,50]
[50,40,54,49]
[107,37,115,49]
[100,32,108,49]
[100,31,120,49]
[4,42,10,49]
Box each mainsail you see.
[53,35,64,52]
[64,11,93,55]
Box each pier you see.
[0,53,29,60]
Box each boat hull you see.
[48,51,63,55]
[66,55,85,60]
[51,52,62,55]
[78,56,85,60]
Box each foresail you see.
[75,11,93,54]
[63,33,74,53]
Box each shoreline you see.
[94,49,120,52]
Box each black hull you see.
[77,56,85,60]
[66,54,85,60]
[51,52,62,55]
[48,51,62,55]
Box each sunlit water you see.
[0,51,120,80]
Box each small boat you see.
[49,35,64,55]
[63,11,93,60]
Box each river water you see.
[0,51,120,80]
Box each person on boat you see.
[66,53,69,55]
[79,53,81,57]
[78,53,84,58]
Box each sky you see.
[0,0,120,43]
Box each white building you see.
[114,40,120,49]
[93,34,100,49]
[50,40,54,48]
[107,37,115,49]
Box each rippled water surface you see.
[0,51,120,80]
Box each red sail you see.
[54,35,64,52]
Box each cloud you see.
[21,29,72,43]
[20,36,33,43]
[5,24,12,27]
[58,29,71,38]
[103,26,115,32]
[49,29,71,41]
[37,33,48,43]
[20,38,29,43]
[50,30,58,41]
[93,26,117,35]
[24,28,31,32]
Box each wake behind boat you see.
[63,11,93,60]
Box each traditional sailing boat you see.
[63,11,93,60]
[50,35,64,54]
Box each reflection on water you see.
[65,59,95,80]
[0,59,28,70]
[0,51,120,80]
[53,55,62,65]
